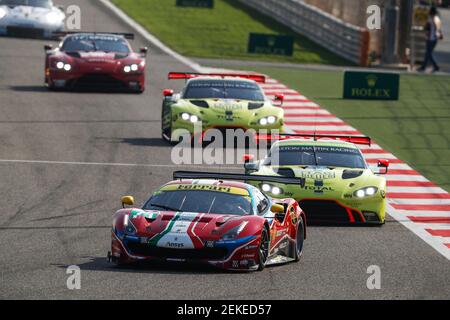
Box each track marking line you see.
[0,159,241,170]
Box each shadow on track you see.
[54,257,236,275]
[9,85,48,92]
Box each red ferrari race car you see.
[44,32,148,93]
[108,171,307,271]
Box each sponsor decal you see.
[232,260,239,268]
[343,71,399,101]
[278,145,360,154]
[302,185,334,192]
[290,210,298,225]
[160,184,249,196]
[240,260,249,266]
[167,241,184,248]
[297,171,336,180]
[205,240,215,248]
[211,102,243,111]
[380,190,386,199]
[140,237,149,244]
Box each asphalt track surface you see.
[0,0,449,299]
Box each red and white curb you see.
[260,78,450,261]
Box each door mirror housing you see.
[121,196,135,208]
[274,93,285,106]
[163,89,174,97]
[242,154,255,163]
[244,162,259,174]
[377,159,389,174]
[140,47,148,57]
[271,203,285,213]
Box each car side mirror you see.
[271,203,285,213]
[244,162,259,174]
[44,44,53,51]
[377,159,389,174]
[274,93,285,106]
[140,47,148,57]
[121,196,135,208]
[163,89,174,97]
[272,204,285,222]
[242,154,255,163]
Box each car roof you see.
[186,77,258,85]
[272,139,359,149]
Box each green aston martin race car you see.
[244,134,390,225]
[161,72,285,144]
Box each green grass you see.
[243,67,450,192]
[112,0,350,65]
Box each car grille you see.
[299,200,362,223]
[71,74,127,90]
[126,243,229,261]
[7,26,44,39]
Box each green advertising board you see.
[343,71,400,100]
[176,0,214,8]
[248,33,294,56]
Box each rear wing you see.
[173,171,305,187]
[262,133,371,146]
[168,72,266,83]
[53,32,135,40]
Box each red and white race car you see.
[44,32,147,93]
[109,171,307,271]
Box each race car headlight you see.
[181,112,200,123]
[46,11,63,24]
[259,116,277,126]
[261,183,283,196]
[123,214,137,235]
[56,62,72,71]
[0,8,7,19]
[124,64,139,73]
[221,221,248,241]
[354,186,378,198]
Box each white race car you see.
[0,0,65,39]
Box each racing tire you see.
[293,216,305,262]
[257,227,270,271]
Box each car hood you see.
[254,165,385,198]
[73,51,130,63]
[120,209,254,249]
[177,99,274,114]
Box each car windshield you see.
[0,0,51,8]
[264,145,367,169]
[61,35,130,53]
[183,80,265,101]
[143,188,253,216]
